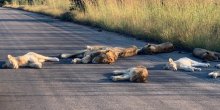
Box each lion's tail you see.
[46,57,59,62]
[27,52,60,62]
[208,72,214,76]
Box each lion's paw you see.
[111,76,118,81]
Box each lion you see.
[59,45,138,64]
[86,45,138,57]
[72,49,118,64]
[208,71,220,78]
[164,57,210,72]
[138,42,174,55]
[2,52,59,69]
[193,48,220,61]
[215,64,220,68]
[111,65,148,83]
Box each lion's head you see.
[137,43,156,54]
[202,52,218,61]
[92,50,118,64]
[164,58,177,71]
[2,55,19,69]
[130,65,148,83]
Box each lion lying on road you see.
[111,65,148,83]
[193,48,220,61]
[2,52,59,69]
[164,57,210,72]
[72,49,118,64]
[138,42,174,55]
[59,45,138,64]
[86,45,138,57]
[208,71,220,78]
[215,64,220,68]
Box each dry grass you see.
[75,0,220,50]
[5,0,220,51]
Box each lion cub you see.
[208,71,220,78]
[138,42,174,55]
[193,48,220,61]
[164,57,210,72]
[112,65,148,83]
[2,52,59,69]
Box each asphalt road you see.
[0,7,220,110]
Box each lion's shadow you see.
[98,72,132,83]
[0,61,5,69]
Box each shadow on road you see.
[0,61,5,68]
[0,19,55,22]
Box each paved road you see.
[0,7,220,110]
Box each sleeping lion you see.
[86,45,138,57]
[193,48,220,61]
[138,42,174,55]
[59,45,138,64]
[164,57,210,72]
[111,65,148,83]
[2,52,59,69]
[208,71,220,79]
[72,49,118,64]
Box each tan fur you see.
[72,49,118,64]
[71,45,138,64]
[119,45,138,57]
[209,71,220,78]
[61,45,138,64]
[2,52,59,69]
[193,48,220,61]
[112,65,148,83]
[138,42,174,54]
[86,45,110,51]
[87,45,138,58]
[164,57,210,72]
[92,50,118,64]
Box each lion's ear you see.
[131,45,137,48]
[168,58,174,63]
[7,55,13,60]
[106,50,111,53]
[137,65,145,68]
[147,44,151,47]
[202,52,209,58]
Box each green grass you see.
[4,0,220,51]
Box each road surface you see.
[0,7,220,110]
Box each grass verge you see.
[4,0,220,51]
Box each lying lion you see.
[193,48,220,61]
[215,64,220,68]
[59,45,138,64]
[111,65,148,83]
[86,45,138,57]
[2,52,59,69]
[208,71,220,78]
[164,57,210,72]
[138,42,174,55]
[72,49,118,64]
